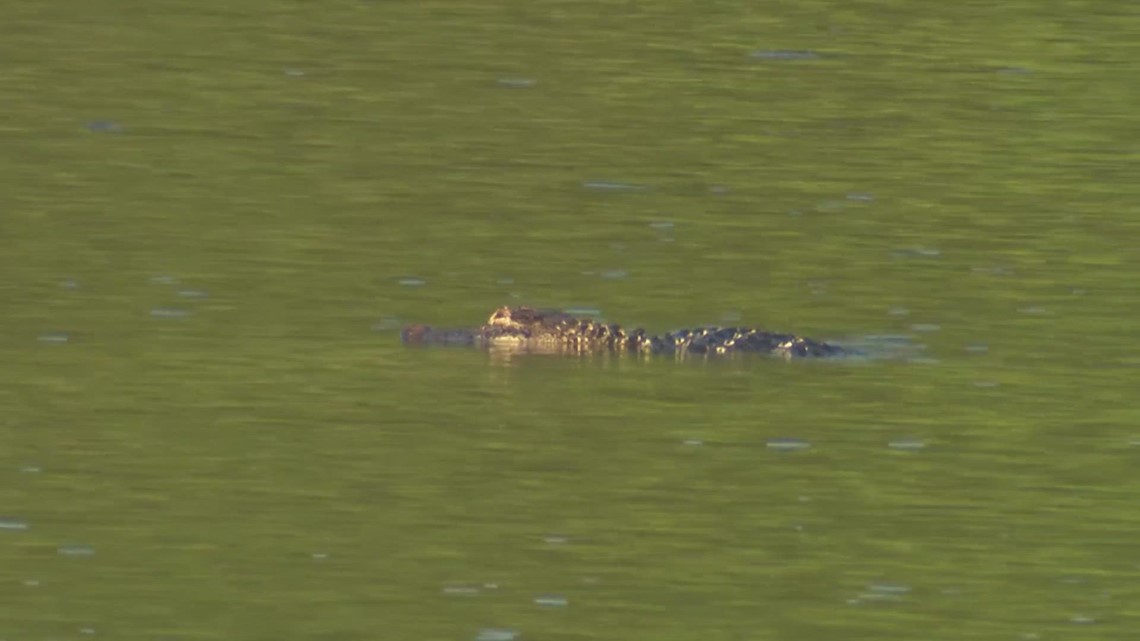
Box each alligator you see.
[402,306,847,359]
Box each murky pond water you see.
[2,1,1136,639]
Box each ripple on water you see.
[907,356,941,365]
[177,289,209,299]
[750,50,820,61]
[563,308,601,318]
[849,581,911,605]
[57,544,95,557]
[0,517,29,531]
[442,584,482,597]
[370,317,401,332]
[649,221,675,242]
[475,629,518,641]
[582,181,646,192]
[496,77,536,88]
[150,275,178,285]
[534,594,568,607]
[150,307,190,319]
[397,277,426,287]
[37,332,70,343]
[892,247,942,259]
[767,438,811,451]
[888,439,927,451]
[85,120,124,133]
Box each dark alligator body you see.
[402,307,847,359]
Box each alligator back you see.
[403,307,846,359]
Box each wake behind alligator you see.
[402,306,848,359]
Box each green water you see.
[2,1,1137,639]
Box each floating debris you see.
[149,275,178,285]
[543,535,569,545]
[887,307,910,317]
[845,192,875,202]
[600,269,628,280]
[150,307,190,319]
[682,439,704,447]
[177,289,209,299]
[397,277,426,287]
[284,68,305,77]
[964,344,989,354]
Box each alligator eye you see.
[488,307,514,326]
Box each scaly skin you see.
[403,307,846,359]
